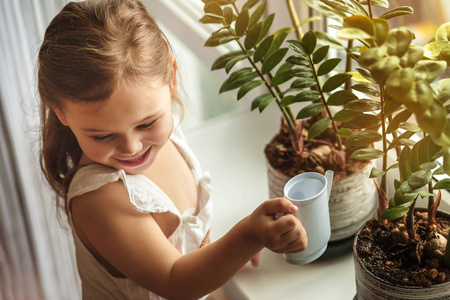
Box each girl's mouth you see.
[115,147,151,168]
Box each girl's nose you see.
[117,135,143,156]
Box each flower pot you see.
[353,209,450,300]
[267,160,377,242]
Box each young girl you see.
[38,1,307,299]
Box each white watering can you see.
[279,170,334,265]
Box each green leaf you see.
[337,127,354,138]
[237,80,265,100]
[313,31,346,50]
[384,27,413,57]
[338,28,372,40]
[204,2,223,16]
[322,73,352,93]
[409,140,423,172]
[424,41,449,60]
[408,170,432,190]
[205,30,237,47]
[399,122,421,133]
[344,99,381,112]
[344,114,381,129]
[327,90,358,106]
[359,47,387,68]
[385,68,415,101]
[388,131,414,150]
[290,66,314,78]
[225,54,248,73]
[433,178,450,190]
[370,167,386,178]
[416,100,447,138]
[308,118,332,140]
[290,78,317,89]
[292,90,321,103]
[223,7,233,25]
[346,130,382,146]
[241,0,260,11]
[244,22,262,50]
[317,58,341,76]
[313,46,330,64]
[431,79,450,104]
[302,31,317,54]
[333,109,358,122]
[251,93,274,112]
[394,181,419,205]
[356,68,376,83]
[342,14,374,37]
[433,166,446,176]
[379,6,414,20]
[372,18,390,46]
[386,110,412,134]
[351,84,380,97]
[199,14,225,24]
[271,69,294,87]
[414,60,447,83]
[350,148,384,160]
[420,162,437,172]
[248,1,266,28]
[259,13,275,42]
[235,9,249,36]
[286,55,310,66]
[212,50,245,70]
[399,146,412,181]
[280,95,295,107]
[369,56,400,84]
[254,35,274,62]
[296,103,325,119]
[262,48,288,74]
[384,99,402,116]
[400,46,425,68]
[220,68,258,93]
[380,206,410,220]
[268,31,290,56]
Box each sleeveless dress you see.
[66,125,213,300]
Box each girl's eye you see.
[137,120,156,130]
[92,134,114,142]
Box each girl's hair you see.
[38,0,175,212]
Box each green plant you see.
[200,0,450,267]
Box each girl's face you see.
[55,77,177,175]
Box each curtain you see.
[0,0,81,299]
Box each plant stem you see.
[286,0,304,40]
[344,40,353,91]
[380,86,388,194]
[367,0,374,19]
[405,196,417,239]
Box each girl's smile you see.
[114,146,152,168]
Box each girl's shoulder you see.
[67,164,177,215]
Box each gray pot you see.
[353,209,450,300]
[267,161,377,242]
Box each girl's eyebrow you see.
[81,113,159,132]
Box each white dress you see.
[67,125,213,300]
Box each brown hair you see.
[38,0,175,212]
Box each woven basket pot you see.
[353,209,450,300]
[267,161,378,242]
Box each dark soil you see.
[356,211,450,287]
[265,117,369,181]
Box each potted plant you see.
[198,0,408,244]
[330,4,450,299]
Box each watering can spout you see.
[325,170,334,199]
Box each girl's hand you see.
[248,198,307,254]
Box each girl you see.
[38,1,307,299]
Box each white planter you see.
[267,161,378,242]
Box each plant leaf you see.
[212,50,245,70]
[322,73,352,93]
[220,68,258,93]
[350,148,384,160]
[302,31,317,54]
[235,9,249,36]
[344,114,381,129]
[351,84,380,97]
[380,206,410,220]
[248,1,266,28]
[308,118,332,140]
[337,127,353,138]
[386,109,412,134]
[370,167,386,178]
[290,78,317,89]
[346,130,382,146]
[296,103,325,119]
[379,6,414,20]
[262,48,288,74]
[280,95,295,107]
[237,80,265,100]
[251,93,274,112]
[344,99,381,112]
[254,35,274,62]
[313,45,330,64]
[287,40,308,55]
[399,146,411,181]
[414,60,447,83]
[292,90,322,103]
[244,22,262,50]
[327,90,358,106]
[333,109,358,122]
[313,31,346,50]
[408,170,432,190]
[317,58,341,76]
[433,178,450,190]
[225,54,248,73]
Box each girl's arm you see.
[71,181,307,299]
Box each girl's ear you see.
[53,108,69,126]
[170,58,178,98]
